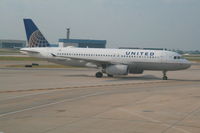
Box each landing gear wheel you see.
[163,76,168,80]
[162,71,168,80]
[107,74,113,77]
[96,72,103,78]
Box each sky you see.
[0,0,200,50]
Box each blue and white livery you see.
[21,19,191,80]
[23,19,49,47]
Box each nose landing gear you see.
[162,71,168,80]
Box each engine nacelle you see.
[105,64,128,75]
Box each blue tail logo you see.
[23,19,50,47]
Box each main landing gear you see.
[162,71,168,80]
[95,72,103,78]
[95,72,114,78]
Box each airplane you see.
[21,19,191,80]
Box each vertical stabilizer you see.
[23,19,50,47]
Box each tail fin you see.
[23,19,50,47]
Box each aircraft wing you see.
[50,53,122,67]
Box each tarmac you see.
[0,61,200,133]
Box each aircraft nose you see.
[182,60,191,69]
[184,63,191,69]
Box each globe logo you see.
[29,30,49,47]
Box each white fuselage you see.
[21,47,191,71]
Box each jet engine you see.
[105,64,128,75]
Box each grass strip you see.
[6,64,76,68]
[0,56,42,61]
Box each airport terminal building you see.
[0,40,26,49]
[58,39,106,48]
[0,38,106,49]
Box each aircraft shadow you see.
[62,74,200,82]
[63,74,95,78]
[106,75,161,81]
[63,74,160,80]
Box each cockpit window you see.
[174,56,184,59]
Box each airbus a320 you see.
[21,19,191,80]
